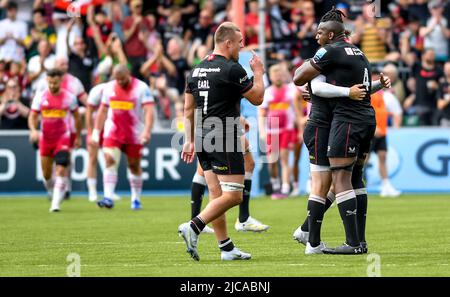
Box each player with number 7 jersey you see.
[179,22,266,262]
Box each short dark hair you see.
[33,8,45,16]
[47,69,64,78]
[7,1,18,10]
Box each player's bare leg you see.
[87,144,99,202]
[127,156,143,210]
[97,147,120,209]
[272,148,290,199]
[235,139,269,232]
[41,156,55,200]
[377,150,400,197]
[48,151,71,212]
[268,159,280,194]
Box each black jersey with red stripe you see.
[185,54,253,136]
[311,39,375,125]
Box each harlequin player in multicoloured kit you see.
[91,65,154,210]
[259,63,303,199]
[86,81,124,203]
[85,82,106,202]
[36,56,88,200]
[28,69,82,212]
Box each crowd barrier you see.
[0,127,449,195]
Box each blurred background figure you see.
[0,77,29,129]
[437,61,450,127]
[369,71,403,198]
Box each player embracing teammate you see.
[293,8,390,254]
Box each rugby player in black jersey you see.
[178,22,265,261]
[294,8,390,254]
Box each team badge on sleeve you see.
[313,48,327,63]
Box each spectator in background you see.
[0,59,8,95]
[151,73,179,127]
[408,0,431,25]
[400,15,423,66]
[0,1,27,62]
[8,60,26,98]
[437,61,450,127]
[158,7,185,50]
[335,2,356,33]
[92,33,128,83]
[86,5,113,59]
[383,63,406,104]
[369,71,402,198]
[352,3,390,63]
[245,0,271,48]
[290,0,318,60]
[0,78,29,129]
[123,0,151,79]
[24,8,56,61]
[157,0,198,29]
[386,3,406,55]
[161,37,189,96]
[27,38,55,93]
[268,0,292,60]
[184,8,215,50]
[404,48,442,126]
[420,0,450,63]
[187,41,209,67]
[138,13,162,77]
[66,18,95,91]
[140,38,163,79]
[52,12,82,58]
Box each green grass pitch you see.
[0,194,449,276]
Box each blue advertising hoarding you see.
[1,128,450,195]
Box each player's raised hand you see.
[380,72,391,89]
[349,84,367,100]
[181,141,195,163]
[249,50,265,74]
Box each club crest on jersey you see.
[313,47,327,62]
